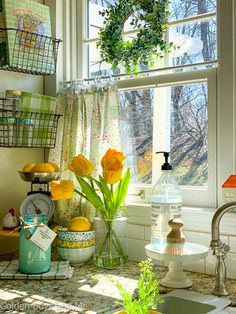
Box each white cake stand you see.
[145,242,209,289]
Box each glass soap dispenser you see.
[151,152,182,251]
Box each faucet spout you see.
[210,201,236,296]
[211,202,236,242]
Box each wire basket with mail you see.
[0,95,61,148]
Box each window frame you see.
[46,0,236,210]
[83,0,218,207]
[119,68,217,208]
[84,3,217,78]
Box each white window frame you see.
[82,0,218,207]
[119,69,217,208]
[46,0,236,211]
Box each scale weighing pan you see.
[18,171,60,183]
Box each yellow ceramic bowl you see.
[57,246,95,264]
[56,238,95,249]
[57,229,95,242]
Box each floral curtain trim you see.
[49,84,121,225]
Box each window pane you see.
[120,82,208,186]
[169,0,216,21]
[120,89,154,184]
[170,82,208,186]
[88,41,155,77]
[88,42,114,77]
[87,1,143,39]
[169,18,217,65]
[87,0,117,39]
[87,1,217,73]
[87,0,217,38]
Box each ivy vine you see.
[97,0,174,74]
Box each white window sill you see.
[127,203,236,236]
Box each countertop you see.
[0,259,236,314]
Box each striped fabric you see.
[0,260,74,280]
[20,92,57,114]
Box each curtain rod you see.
[62,60,219,85]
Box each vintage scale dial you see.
[20,193,55,221]
[18,171,59,220]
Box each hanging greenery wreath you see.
[97,0,174,74]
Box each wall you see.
[0,0,45,254]
[126,205,236,280]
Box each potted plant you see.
[114,258,164,314]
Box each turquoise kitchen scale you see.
[18,171,60,221]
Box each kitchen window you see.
[118,70,216,208]
[83,0,217,207]
[49,0,235,209]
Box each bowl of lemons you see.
[19,162,60,182]
[56,217,95,264]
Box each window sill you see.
[127,203,236,236]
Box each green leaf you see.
[115,259,164,313]
[77,177,105,212]
[94,176,113,211]
[114,168,130,210]
[99,176,112,200]
[96,0,174,74]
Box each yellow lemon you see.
[68,217,91,232]
[31,163,55,172]
[48,162,60,172]
[22,163,36,172]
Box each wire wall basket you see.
[0,28,62,75]
[0,98,61,148]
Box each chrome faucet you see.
[210,201,236,296]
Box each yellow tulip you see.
[68,154,94,177]
[101,149,125,168]
[102,157,123,184]
[50,180,74,200]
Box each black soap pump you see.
[160,151,172,170]
[151,151,182,250]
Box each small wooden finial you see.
[166,218,185,244]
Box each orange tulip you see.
[101,149,125,168]
[68,154,94,177]
[102,157,123,184]
[50,180,74,200]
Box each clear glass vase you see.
[93,213,128,269]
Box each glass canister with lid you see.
[18,215,51,274]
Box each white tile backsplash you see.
[126,207,236,279]
[114,218,128,237]
[128,239,149,262]
[229,237,236,253]
[144,226,151,241]
[128,224,145,240]
[203,252,216,275]
[225,253,236,279]
[184,231,211,247]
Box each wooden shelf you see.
[0,227,19,238]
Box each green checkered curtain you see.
[49,84,121,225]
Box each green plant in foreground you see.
[116,259,164,313]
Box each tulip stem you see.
[97,218,126,264]
[89,178,95,189]
[110,185,114,216]
[74,189,88,201]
